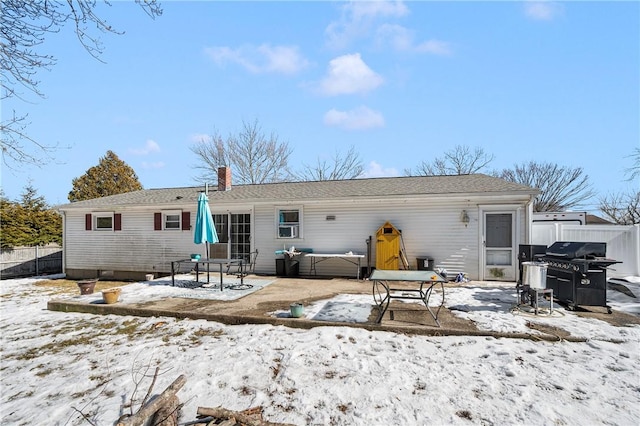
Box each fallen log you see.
[196,406,295,426]
[150,394,180,426]
[117,374,186,426]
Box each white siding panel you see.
[252,199,483,278]
[65,195,531,280]
[253,204,278,274]
[65,211,198,274]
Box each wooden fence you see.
[0,245,63,278]
[531,223,640,279]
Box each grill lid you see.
[545,241,606,259]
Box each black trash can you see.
[416,257,434,271]
[285,259,299,277]
[276,258,299,277]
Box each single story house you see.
[57,168,539,282]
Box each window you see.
[486,213,512,248]
[86,213,121,231]
[94,212,113,230]
[154,211,190,231]
[214,214,229,243]
[277,208,300,239]
[163,211,181,230]
[165,214,180,229]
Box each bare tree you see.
[1,0,162,168]
[495,161,595,212]
[296,145,364,181]
[626,147,640,182]
[598,191,640,225]
[597,148,640,224]
[191,119,293,184]
[404,145,495,176]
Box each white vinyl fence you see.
[531,223,640,279]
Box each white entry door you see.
[483,212,516,281]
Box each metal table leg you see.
[309,257,317,275]
[219,263,224,291]
[421,281,443,327]
[373,280,391,324]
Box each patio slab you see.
[47,276,637,340]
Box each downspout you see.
[635,224,640,276]
[60,210,66,276]
[525,195,535,243]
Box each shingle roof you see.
[57,174,538,210]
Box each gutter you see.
[61,210,66,275]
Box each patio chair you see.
[227,250,259,277]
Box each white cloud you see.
[360,160,399,178]
[524,1,564,21]
[376,24,452,55]
[141,161,165,170]
[204,44,309,75]
[318,53,383,96]
[323,106,385,130]
[376,23,413,51]
[326,0,409,50]
[129,139,160,155]
[349,0,409,21]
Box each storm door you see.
[483,212,516,281]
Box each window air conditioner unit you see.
[279,225,298,238]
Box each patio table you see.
[370,269,446,326]
[305,253,365,279]
[171,258,245,291]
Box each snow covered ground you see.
[1,275,639,425]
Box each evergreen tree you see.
[68,150,143,201]
[1,193,29,248]
[0,186,61,248]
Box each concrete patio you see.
[47,275,639,340]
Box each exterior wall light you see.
[461,210,470,225]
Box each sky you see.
[1,274,638,424]
[2,1,639,213]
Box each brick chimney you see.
[218,166,231,191]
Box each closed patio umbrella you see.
[194,192,218,284]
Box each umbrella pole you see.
[206,242,210,284]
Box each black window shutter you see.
[114,213,122,231]
[85,214,92,231]
[154,212,162,230]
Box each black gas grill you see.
[540,241,621,313]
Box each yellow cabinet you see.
[376,221,400,270]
